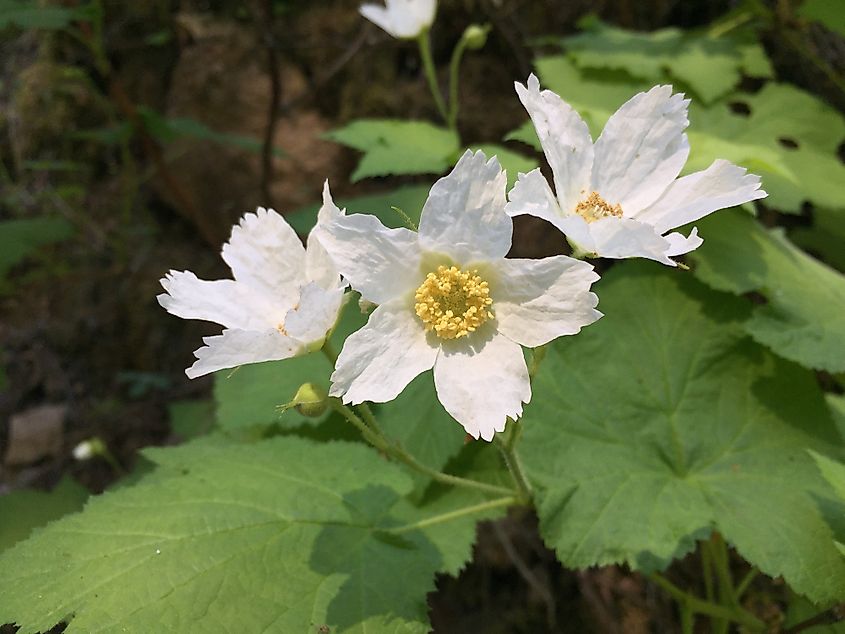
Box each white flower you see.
[316,150,602,441]
[506,75,767,265]
[158,186,345,378]
[359,0,436,39]
[72,440,95,461]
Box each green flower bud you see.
[462,24,490,50]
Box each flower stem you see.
[447,37,469,129]
[330,399,515,497]
[494,435,532,504]
[417,30,450,126]
[389,496,516,534]
[649,573,765,631]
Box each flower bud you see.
[290,382,329,418]
[461,24,490,50]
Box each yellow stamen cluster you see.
[414,265,493,339]
[574,192,623,223]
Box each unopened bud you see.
[72,437,106,461]
[462,24,490,50]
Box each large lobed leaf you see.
[520,261,845,604]
[325,120,459,181]
[0,437,505,633]
[690,210,845,373]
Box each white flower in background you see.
[506,75,767,265]
[158,187,345,378]
[316,150,602,441]
[359,0,436,39]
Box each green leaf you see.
[810,450,845,503]
[520,261,845,604]
[0,0,91,29]
[285,184,431,234]
[0,217,74,277]
[214,299,366,430]
[562,21,772,103]
[784,593,845,633]
[377,373,467,497]
[167,399,215,439]
[0,477,88,553]
[325,119,459,181]
[790,207,845,272]
[798,0,845,37]
[468,144,539,187]
[689,210,845,373]
[0,437,505,632]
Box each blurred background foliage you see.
[1,0,845,631]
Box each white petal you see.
[221,207,305,304]
[557,214,596,256]
[319,212,422,305]
[506,168,563,225]
[433,332,530,441]
[588,217,674,265]
[664,227,703,257]
[491,256,602,348]
[284,283,345,346]
[330,300,437,404]
[359,4,396,36]
[305,181,344,290]
[157,270,280,330]
[418,150,511,263]
[634,160,767,234]
[591,86,690,214]
[360,0,434,38]
[186,329,300,379]
[515,74,594,213]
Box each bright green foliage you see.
[0,437,505,633]
[784,594,845,633]
[325,119,459,181]
[798,0,845,37]
[690,210,845,373]
[0,0,92,29]
[167,399,215,439]
[0,477,88,553]
[377,373,468,496]
[512,55,845,213]
[562,20,771,103]
[810,450,845,503]
[519,261,845,604]
[468,144,538,187]
[286,184,431,234]
[214,300,366,430]
[0,217,74,277]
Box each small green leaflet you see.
[0,217,74,278]
[325,119,459,181]
[519,261,845,604]
[0,437,507,633]
[0,477,88,553]
[689,210,845,373]
[561,19,772,103]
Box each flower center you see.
[574,192,623,223]
[414,265,494,340]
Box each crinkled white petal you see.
[515,74,594,213]
[664,227,703,257]
[186,328,300,379]
[433,332,530,441]
[558,214,596,255]
[418,150,511,263]
[157,271,280,330]
[591,86,690,215]
[635,159,767,234]
[305,181,344,290]
[359,0,435,38]
[319,212,422,305]
[505,168,563,226]
[283,282,345,346]
[330,300,437,404]
[491,256,602,348]
[221,207,305,305]
[588,217,674,265]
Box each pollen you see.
[414,265,494,340]
[574,192,623,223]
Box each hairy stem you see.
[494,436,532,503]
[417,30,450,125]
[389,496,515,534]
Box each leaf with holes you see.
[0,437,508,633]
[689,210,845,373]
[520,261,845,604]
[325,119,459,181]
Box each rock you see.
[4,404,66,466]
